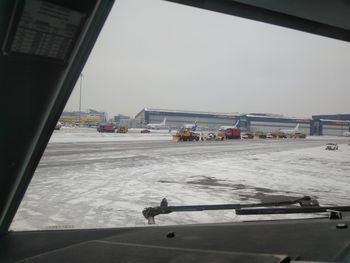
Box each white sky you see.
[64,0,350,118]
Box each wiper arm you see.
[142,196,315,224]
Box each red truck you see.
[217,128,241,140]
[97,123,116,133]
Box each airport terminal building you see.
[135,108,238,130]
[135,108,350,136]
[134,108,310,133]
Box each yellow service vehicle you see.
[116,126,128,133]
[175,129,200,141]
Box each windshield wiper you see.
[236,206,350,215]
[142,196,317,224]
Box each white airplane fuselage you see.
[280,124,300,134]
[147,118,166,129]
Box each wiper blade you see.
[236,206,350,215]
[142,196,315,224]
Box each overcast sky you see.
[64,0,350,119]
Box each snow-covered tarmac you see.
[12,127,350,230]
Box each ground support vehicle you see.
[255,131,267,139]
[217,128,241,140]
[269,131,287,139]
[325,143,338,150]
[291,132,306,138]
[225,128,241,139]
[116,126,128,133]
[141,129,151,133]
[97,123,116,133]
[241,131,254,139]
[174,129,200,141]
[204,132,217,140]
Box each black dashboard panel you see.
[17,240,289,263]
[1,216,350,262]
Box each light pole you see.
[79,73,84,125]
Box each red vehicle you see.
[225,128,241,139]
[218,128,241,140]
[97,123,116,133]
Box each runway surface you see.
[11,128,350,230]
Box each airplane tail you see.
[234,120,240,128]
[294,123,299,131]
[161,118,166,125]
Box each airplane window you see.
[11,0,350,230]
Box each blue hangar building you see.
[311,114,350,136]
[237,114,350,136]
[236,114,311,135]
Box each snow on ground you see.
[11,128,350,230]
[50,127,173,143]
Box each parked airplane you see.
[183,121,198,131]
[280,123,300,134]
[344,131,350,137]
[147,118,166,129]
[219,120,240,130]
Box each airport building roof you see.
[312,114,350,121]
[246,114,310,120]
[135,108,240,118]
[135,108,349,125]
